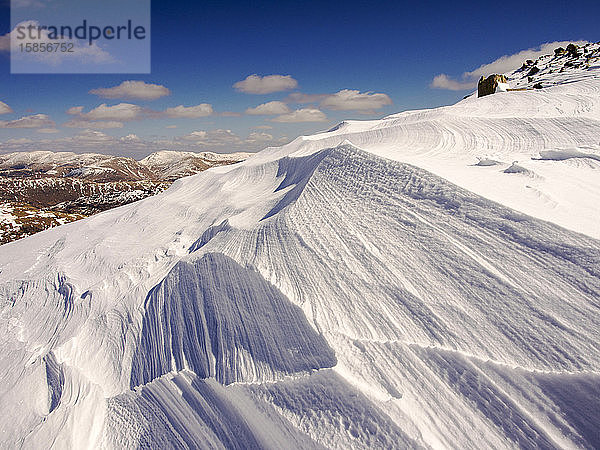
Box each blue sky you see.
[0,0,598,158]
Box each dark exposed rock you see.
[566,43,580,58]
[533,83,543,89]
[554,47,566,56]
[477,74,508,98]
[520,59,535,71]
[527,66,540,77]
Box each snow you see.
[139,150,204,165]
[0,203,17,227]
[1,43,600,448]
[130,253,336,387]
[495,82,509,92]
[139,150,253,167]
[139,150,252,181]
[0,150,113,168]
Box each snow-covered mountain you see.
[0,149,251,182]
[139,150,254,181]
[0,150,250,243]
[1,42,599,449]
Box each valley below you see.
[0,150,250,243]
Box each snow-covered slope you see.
[1,43,599,449]
[140,150,253,181]
[0,150,252,244]
[0,149,251,182]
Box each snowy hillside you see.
[140,150,253,181]
[0,150,250,244]
[0,42,599,449]
[0,149,251,182]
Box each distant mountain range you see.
[0,150,251,243]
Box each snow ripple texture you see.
[130,253,336,387]
[1,50,600,448]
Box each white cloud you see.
[6,138,35,144]
[180,129,241,146]
[65,104,129,128]
[90,81,171,101]
[0,125,276,156]
[431,40,589,91]
[271,108,327,123]
[430,74,474,91]
[254,125,273,130]
[245,131,273,143]
[0,33,8,52]
[245,101,290,115]
[65,103,142,128]
[287,92,328,104]
[11,0,47,8]
[66,106,84,115]
[286,90,392,111]
[180,131,207,141]
[63,102,214,129]
[67,102,213,123]
[178,129,276,149]
[120,134,140,142]
[164,104,213,118]
[72,130,114,144]
[0,21,114,65]
[37,128,59,134]
[0,130,150,157]
[64,119,124,129]
[0,113,54,128]
[0,101,13,114]
[319,89,392,111]
[83,103,143,121]
[234,74,298,94]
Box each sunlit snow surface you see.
[1,46,600,448]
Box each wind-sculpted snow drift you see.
[131,253,337,387]
[1,44,600,448]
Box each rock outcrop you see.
[566,43,581,58]
[477,74,508,97]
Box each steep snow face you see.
[1,48,600,448]
[130,253,336,387]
